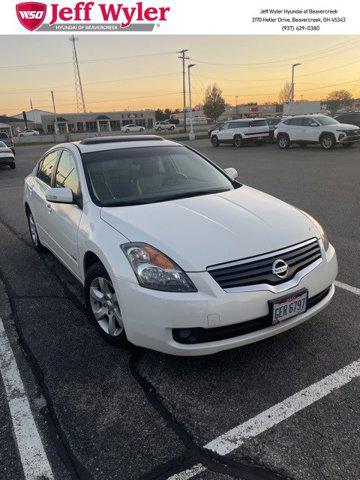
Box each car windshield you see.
[82,145,235,207]
[315,116,339,126]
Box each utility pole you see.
[30,98,33,110]
[69,35,86,113]
[291,63,302,103]
[235,95,238,116]
[188,64,196,140]
[51,90,59,135]
[177,49,189,132]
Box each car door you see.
[46,149,83,277]
[217,122,230,141]
[30,150,60,248]
[287,118,303,141]
[301,117,321,142]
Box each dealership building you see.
[41,110,156,134]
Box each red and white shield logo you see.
[16,2,47,31]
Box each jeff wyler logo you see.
[16,2,171,31]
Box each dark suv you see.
[0,132,15,154]
[334,112,360,127]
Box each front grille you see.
[346,129,360,137]
[173,287,331,345]
[208,239,322,289]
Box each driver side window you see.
[54,150,80,198]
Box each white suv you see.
[274,115,360,150]
[211,119,269,148]
[154,121,176,132]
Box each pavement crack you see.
[129,349,292,480]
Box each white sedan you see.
[121,124,145,133]
[0,141,15,169]
[24,136,337,355]
[19,129,40,137]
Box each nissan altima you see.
[24,136,338,355]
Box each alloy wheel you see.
[28,213,39,247]
[89,277,123,337]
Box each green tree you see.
[203,84,226,122]
[326,90,353,112]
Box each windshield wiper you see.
[151,187,232,203]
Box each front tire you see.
[211,135,220,147]
[278,134,290,149]
[320,134,335,150]
[26,209,45,252]
[85,263,128,347]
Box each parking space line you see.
[167,358,360,480]
[335,280,360,296]
[0,316,54,480]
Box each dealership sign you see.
[15,1,171,31]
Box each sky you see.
[0,35,359,115]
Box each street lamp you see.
[291,63,302,103]
[187,63,196,140]
[235,95,238,116]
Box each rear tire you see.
[320,134,335,150]
[10,162,16,169]
[278,134,290,149]
[211,135,219,147]
[85,263,128,347]
[233,135,242,148]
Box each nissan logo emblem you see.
[272,259,289,279]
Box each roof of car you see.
[73,135,180,154]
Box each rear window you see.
[229,121,249,128]
[250,120,267,127]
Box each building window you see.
[110,120,121,130]
[85,121,97,132]
[77,122,84,132]
[47,125,55,134]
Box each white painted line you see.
[167,463,206,480]
[335,280,360,296]
[168,358,360,479]
[0,317,54,480]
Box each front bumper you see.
[338,133,360,143]
[115,244,338,356]
[0,156,15,165]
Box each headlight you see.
[121,242,197,292]
[299,210,330,251]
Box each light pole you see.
[188,63,196,140]
[235,95,238,116]
[178,49,189,132]
[291,63,302,103]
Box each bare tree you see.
[278,81,292,104]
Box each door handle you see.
[45,203,52,213]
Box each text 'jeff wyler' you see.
[50,2,171,27]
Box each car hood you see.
[328,122,359,130]
[100,186,318,272]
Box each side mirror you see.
[45,187,74,204]
[310,122,318,127]
[225,167,238,180]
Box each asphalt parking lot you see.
[0,139,359,480]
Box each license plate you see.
[269,289,308,325]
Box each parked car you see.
[19,129,40,137]
[24,135,337,356]
[274,115,360,150]
[211,118,269,147]
[265,117,282,142]
[154,121,176,131]
[208,122,223,137]
[334,112,360,127]
[0,141,15,169]
[0,132,15,154]
[121,124,145,133]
